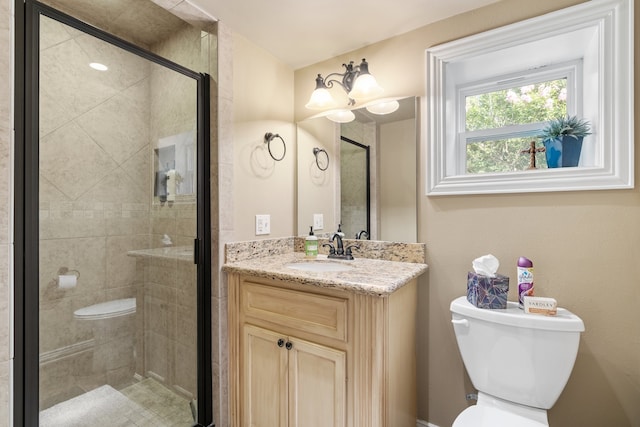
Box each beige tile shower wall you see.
[0,0,10,423]
[1,0,13,424]
[38,16,152,407]
[144,27,201,399]
[138,255,197,398]
[0,0,218,421]
[148,24,200,250]
[215,20,232,427]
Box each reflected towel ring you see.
[313,147,329,171]
[264,132,286,161]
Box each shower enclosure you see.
[14,1,214,425]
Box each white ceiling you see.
[188,0,502,69]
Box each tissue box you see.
[467,272,509,309]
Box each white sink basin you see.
[286,261,354,273]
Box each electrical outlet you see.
[255,214,271,235]
[313,213,324,230]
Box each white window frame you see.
[458,60,582,174]
[425,0,634,195]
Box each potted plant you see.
[539,115,591,168]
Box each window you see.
[426,0,634,195]
[461,62,579,174]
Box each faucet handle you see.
[322,243,336,255]
[345,245,360,257]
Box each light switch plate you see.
[313,213,324,230]
[255,214,271,235]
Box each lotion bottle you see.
[305,226,318,259]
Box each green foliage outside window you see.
[465,79,567,173]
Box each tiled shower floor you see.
[40,378,194,426]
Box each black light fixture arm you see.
[314,59,370,105]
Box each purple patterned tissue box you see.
[467,271,509,309]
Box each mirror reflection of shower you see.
[340,136,370,240]
[297,97,418,242]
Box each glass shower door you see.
[34,8,204,426]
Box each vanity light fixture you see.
[325,109,356,123]
[305,59,400,122]
[305,58,383,111]
[365,99,400,115]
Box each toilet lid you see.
[74,298,136,320]
[453,405,548,427]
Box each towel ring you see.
[264,132,286,161]
[313,147,329,171]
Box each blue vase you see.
[543,136,583,168]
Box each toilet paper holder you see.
[56,267,80,289]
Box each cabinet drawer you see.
[241,280,348,341]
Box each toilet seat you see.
[74,298,136,320]
[453,393,548,427]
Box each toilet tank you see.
[450,296,584,409]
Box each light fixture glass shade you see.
[305,88,338,110]
[326,109,355,123]
[366,100,399,115]
[348,73,383,100]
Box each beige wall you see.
[295,0,639,425]
[297,118,338,237]
[0,0,11,423]
[232,33,296,241]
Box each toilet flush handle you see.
[451,318,469,327]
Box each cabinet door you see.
[287,338,346,427]
[243,324,288,427]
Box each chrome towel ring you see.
[313,147,329,171]
[264,132,286,161]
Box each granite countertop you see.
[223,252,428,297]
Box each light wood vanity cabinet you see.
[228,273,418,427]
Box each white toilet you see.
[74,298,136,321]
[74,298,137,385]
[450,296,584,426]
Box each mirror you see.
[297,96,418,242]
